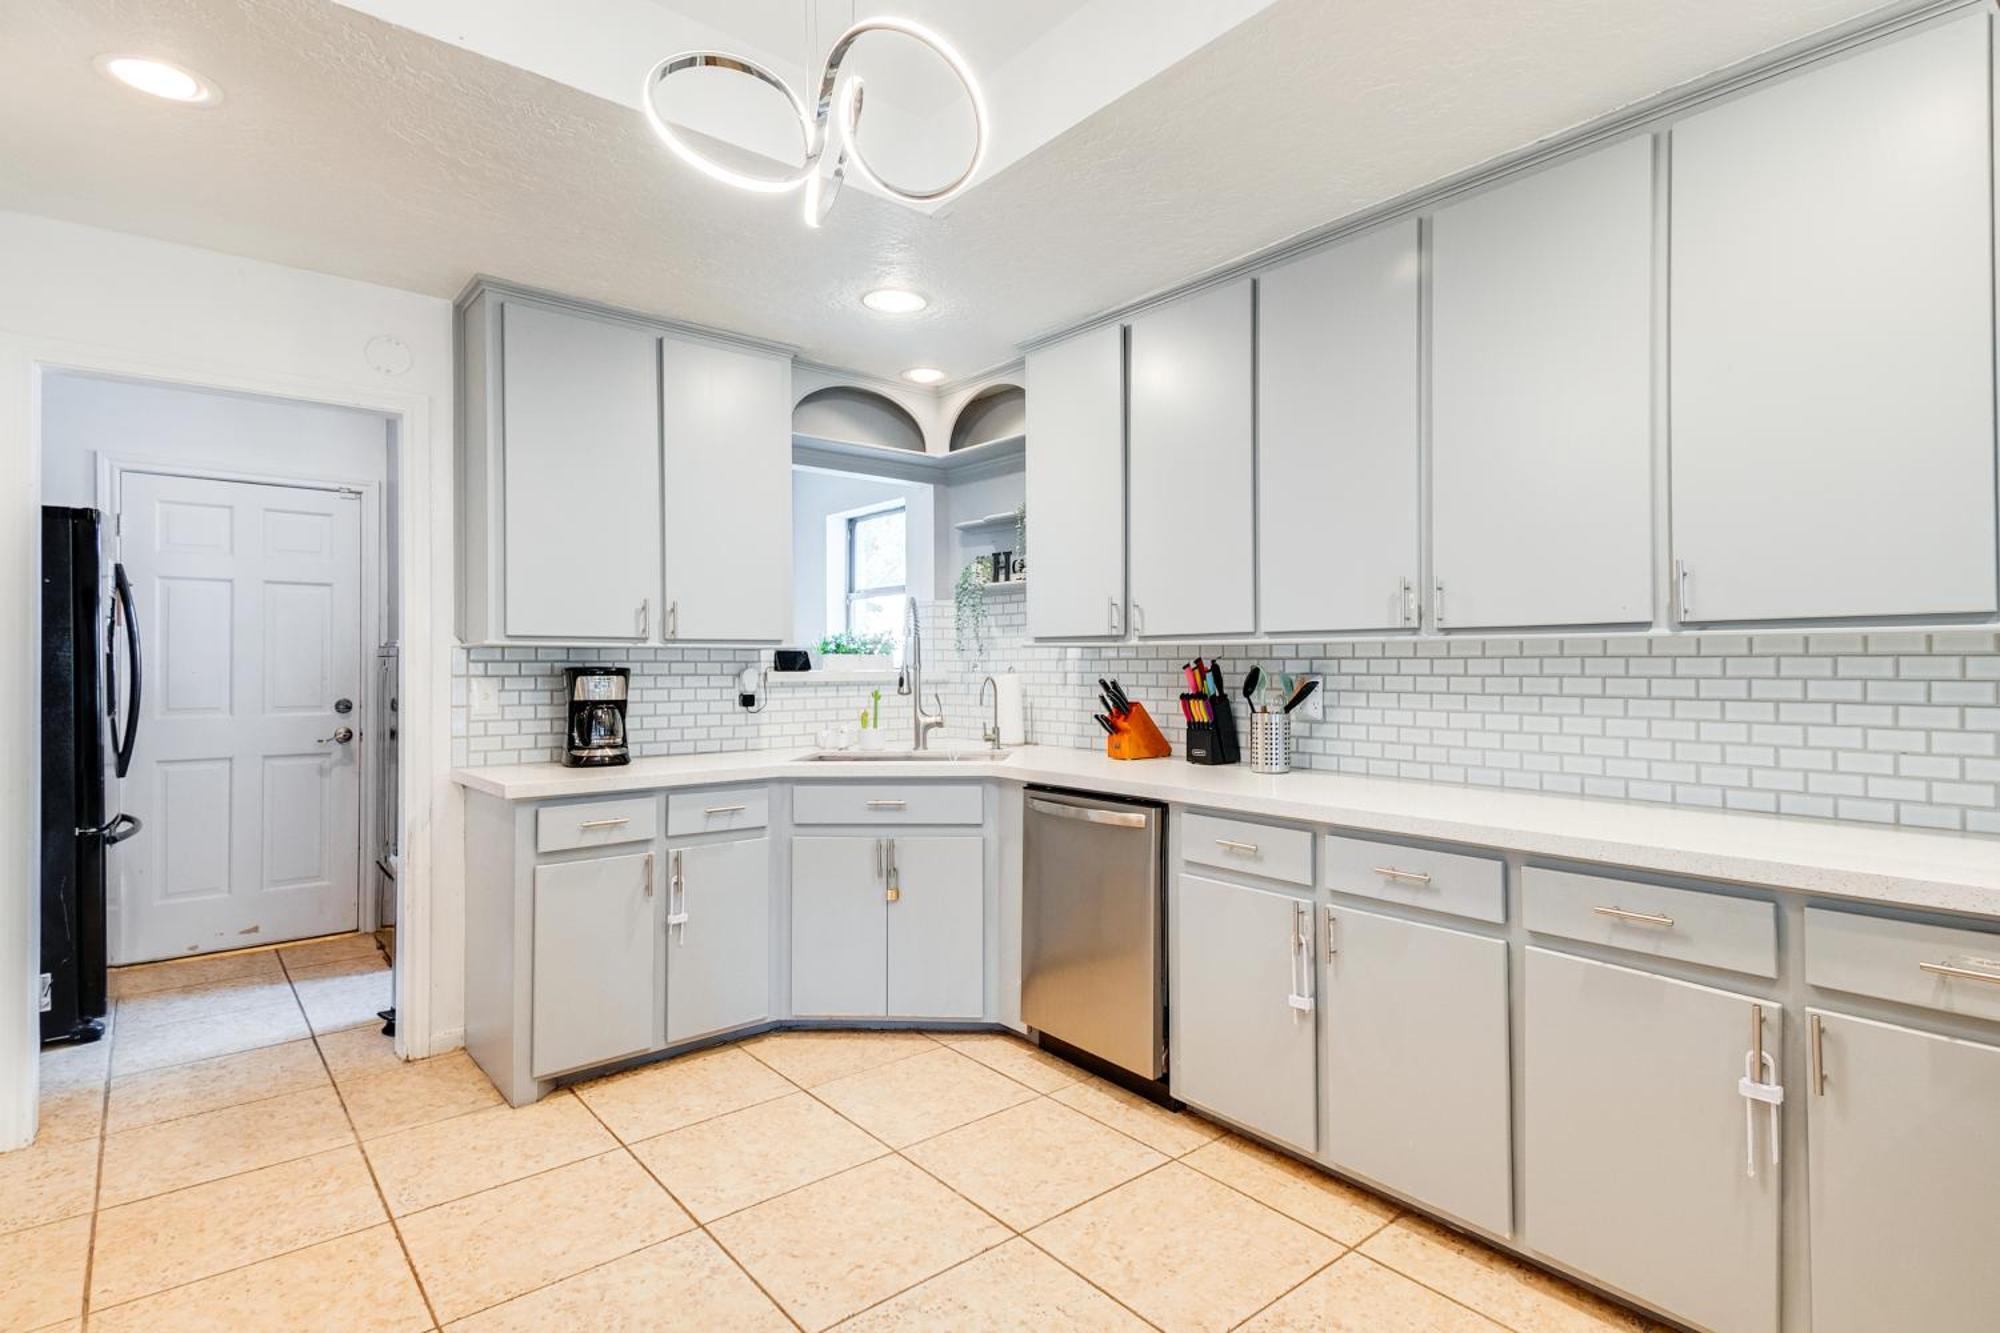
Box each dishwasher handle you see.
[1028,797,1151,829]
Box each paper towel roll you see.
[995,671,1026,745]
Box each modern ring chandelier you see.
[641,16,988,229]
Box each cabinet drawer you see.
[792,783,983,826]
[536,796,658,854]
[1522,866,1776,978]
[1182,812,1313,887]
[1805,908,2000,1024]
[1325,833,1505,924]
[666,787,768,837]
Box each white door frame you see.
[97,455,386,950]
[3,334,449,1152]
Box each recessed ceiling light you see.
[901,367,947,385]
[863,288,928,315]
[95,55,220,106]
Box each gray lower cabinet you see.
[1173,872,1317,1152]
[1320,905,1510,1236]
[1523,947,1780,1333]
[1805,1009,2000,1333]
[791,836,889,1016]
[790,833,985,1019]
[665,836,771,1044]
[531,850,662,1078]
[884,836,985,1019]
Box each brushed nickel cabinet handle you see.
[1214,838,1259,855]
[1593,905,1675,928]
[1920,960,2000,985]
[1810,1013,1826,1097]
[702,804,747,816]
[1371,865,1433,886]
[578,817,631,830]
[865,799,907,810]
[1323,904,1337,962]
[643,852,654,899]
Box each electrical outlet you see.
[1299,675,1325,722]
[470,677,501,720]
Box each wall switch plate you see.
[1299,675,1325,722]
[470,677,501,720]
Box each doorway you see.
[40,372,396,967]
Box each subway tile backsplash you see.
[454,605,2000,835]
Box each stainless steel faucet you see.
[901,597,945,750]
[979,676,1002,750]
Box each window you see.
[845,503,906,643]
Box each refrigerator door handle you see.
[81,813,142,845]
[108,562,141,779]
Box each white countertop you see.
[454,744,2000,921]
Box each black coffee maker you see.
[562,667,630,767]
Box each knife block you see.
[1106,702,1172,760]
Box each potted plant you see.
[955,556,992,656]
[814,629,896,673]
[856,688,885,751]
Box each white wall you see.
[40,374,395,506]
[0,210,455,1149]
[790,468,935,646]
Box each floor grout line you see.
[72,999,117,1326]
[296,966,445,1332]
[570,1083,809,1333]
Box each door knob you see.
[318,726,355,745]
[333,697,353,715]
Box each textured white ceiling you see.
[0,0,1906,381]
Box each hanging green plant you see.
[1013,502,1027,577]
[955,556,992,656]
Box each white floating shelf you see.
[954,511,1023,532]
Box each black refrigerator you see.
[41,506,141,1046]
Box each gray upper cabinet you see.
[1129,280,1256,638]
[1523,947,1780,1333]
[498,301,663,640]
[1430,137,1655,631]
[660,337,792,641]
[1258,221,1422,634]
[1805,1008,2000,1333]
[1026,325,1127,638]
[1669,14,1997,624]
[458,286,795,645]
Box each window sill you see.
[769,669,901,687]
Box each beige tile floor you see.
[4,944,1664,1331]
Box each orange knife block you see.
[1106,702,1172,760]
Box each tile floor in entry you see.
[5,940,1660,1332]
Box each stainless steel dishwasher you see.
[1023,787,1167,1084]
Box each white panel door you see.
[1523,947,1780,1333]
[501,301,661,639]
[532,851,661,1077]
[1321,906,1511,1236]
[1173,873,1317,1152]
[660,337,791,641]
[885,835,984,1019]
[1806,1009,2000,1333]
[1669,15,1996,623]
[666,836,771,1043]
[1129,280,1255,638]
[1259,221,1422,633]
[1026,325,1127,638]
[116,471,363,963]
[790,835,887,1016]
[1431,137,1655,630]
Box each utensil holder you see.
[1249,712,1292,774]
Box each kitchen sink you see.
[793,748,1011,763]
